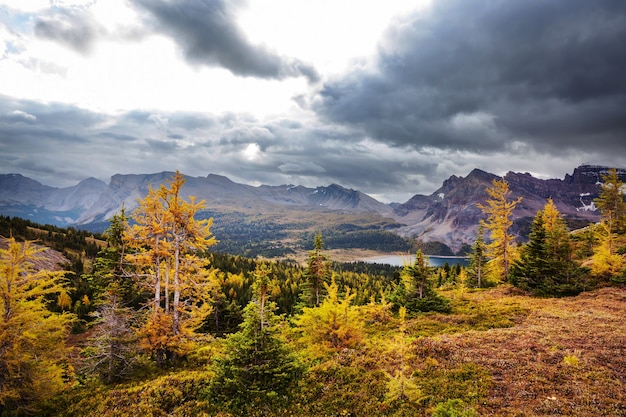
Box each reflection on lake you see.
[360,254,469,268]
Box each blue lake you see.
[360,254,469,268]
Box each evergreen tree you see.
[88,207,141,307]
[81,210,142,383]
[390,250,450,313]
[510,199,585,296]
[209,269,303,412]
[509,209,549,292]
[478,178,522,282]
[303,233,330,307]
[81,293,139,384]
[405,250,429,300]
[466,221,487,288]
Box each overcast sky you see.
[1,0,625,203]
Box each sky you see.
[1,0,625,203]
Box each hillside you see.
[0,236,68,272]
[43,285,626,416]
[2,212,624,416]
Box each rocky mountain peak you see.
[390,165,626,252]
[1,165,623,254]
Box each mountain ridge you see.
[1,165,624,255]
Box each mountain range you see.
[1,165,623,256]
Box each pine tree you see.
[88,207,140,307]
[81,210,141,383]
[0,238,74,413]
[390,250,450,313]
[209,268,303,412]
[405,250,429,300]
[509,208,549,292]
[466,221,487,288]
[81,292,139,384]
[303,233,330,307]
[510,199,584,296]
[478,178,522,282]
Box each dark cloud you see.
[132,0,319,82]
[2,110,37,123]
[0,93,423,201]
[6,0,626,203]
[168,113,216,130]
[314,0,626,156]
[34,8,102,53]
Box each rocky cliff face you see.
[391,165,626,251]
[392,168,496,250]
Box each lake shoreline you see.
[275,249,469,267]
[358,253,470,267]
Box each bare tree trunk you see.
[173,237,181,335]
[164,261,170,313]
[154,237,161,313]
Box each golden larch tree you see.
[295,275,363,357]
[478,178,522,282]
[0,238,74,413]
[590,168,626,280]
[125,171,218,365]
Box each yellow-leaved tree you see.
[590,223,624,280]
[125,171,218,366]
[478,178,522,282]
[295,275,363,358]
[591,168,626,281]
[595,168,626,236]
[385,306,423,406]
[0,238,74,414]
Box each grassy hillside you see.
[42,285,625,417]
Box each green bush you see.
[432,399,478,417]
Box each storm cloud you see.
[314,0,626,156]
[132,0,319,82]
[0,93,443,201]
[34,8,102,54]
[2,1,626,203]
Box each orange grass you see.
[409,286,625,416]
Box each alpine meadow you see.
[2,0,626,415]
[0,169,624,416]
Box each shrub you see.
[432,399,478,417]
